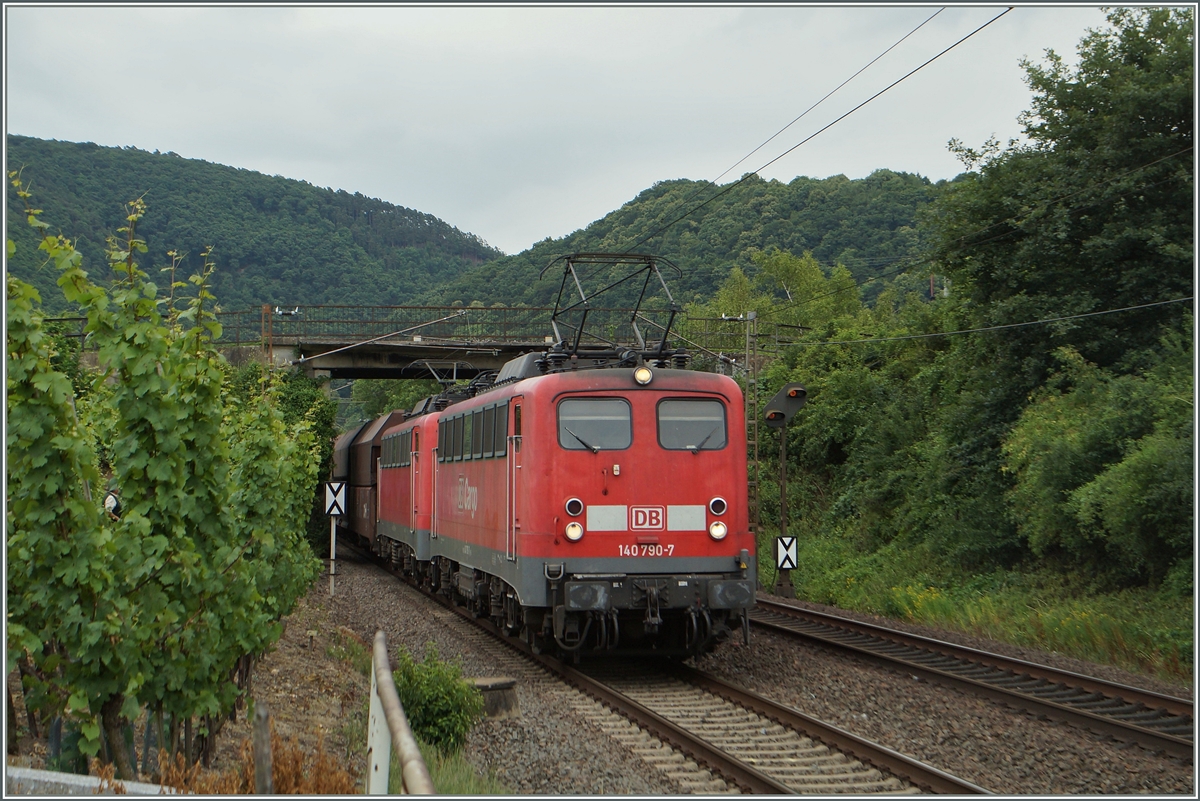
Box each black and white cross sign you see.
[775,536,798,570]
[325,482,347,517]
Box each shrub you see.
[392,643,483,754]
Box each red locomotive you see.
[332,254,757,656]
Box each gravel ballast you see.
[233,550,1196,794]
[325,549,683,794]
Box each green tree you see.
[5,136,501,314]
[7,185,320,778]
[1003,319,1193,587]
[931,7,1192,378]
[350,378,441,422]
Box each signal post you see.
[763,384,806,598]
[326,481,347,595]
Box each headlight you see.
[565,498,584,516]
[633,366,653,385]
[709,497,727,516]
[708,521,728,540]
[565,522,585,541]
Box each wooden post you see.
[17,657,38,738]
[184,717,192,765]
[253,703,273,794]
[8,685,19,755]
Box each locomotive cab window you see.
[482,406,495,458]
[658,399,727,451]
[472,409,484,459]
[558,398,631,451]
[495,401,508,456]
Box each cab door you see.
[409,430,419,533]
[506,397,523,561]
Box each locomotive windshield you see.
[557,399,631,451]
[657,399,727,451]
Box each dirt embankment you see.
[7,575,370,787]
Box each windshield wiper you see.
[564,426,600,454]
[687,425,720,454]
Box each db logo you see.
[630,506,665,530]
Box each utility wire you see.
[628,7,1013,253]
[757,146,1194,321]
[788,297,1193,347]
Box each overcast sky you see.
[6,4,1108,255]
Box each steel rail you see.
[551,659,796,794]
[753,598,1194,761]
[423,583,795,793]
[349,540,985,793]
[670,663,991,795]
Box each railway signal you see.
[765,384,806,598]
[764,384,806,429]
[775,536,798,570]
[326,481,347,516]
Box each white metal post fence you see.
[365,631,435,794]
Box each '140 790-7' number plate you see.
[618,543,675,557]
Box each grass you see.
[761,529,1193,684]
[388,740,511,794]
[884,580,1193,681]
[329,629,512,794]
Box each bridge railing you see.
[41,305,799,365]
[261,304,559,344]
[257,304,695,350]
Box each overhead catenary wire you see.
[786,297,1193,348]
[628,7,1014,254]
[628,8,946,251]
[556,9,1009,352]
[291,309,468,365]
[711,8,945,186]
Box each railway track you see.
[752,597,1194,762]
[581,661,989,794]
[351,541,988,794]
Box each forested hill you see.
[416,170,943,309]
[5,134,502,314]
